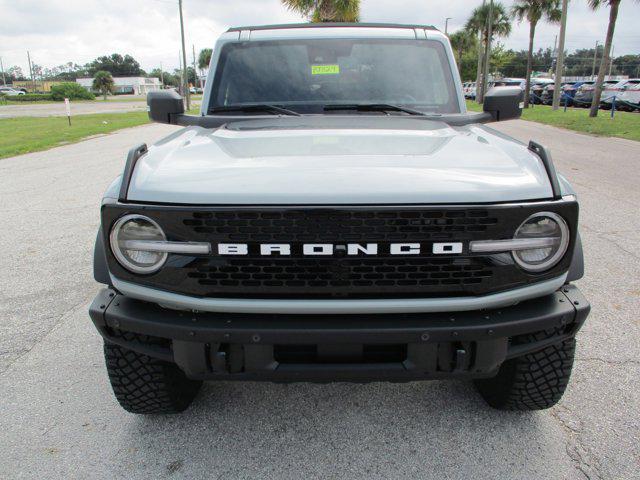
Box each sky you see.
[1,0,639,75]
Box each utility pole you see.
[550,35,558,76]
[552,0,568,110]
[27,51,34,91]
[591,40,599,79]
[160,61,164,86]
[178,50,183,93]
[445,17,452,35]
[0,57,6,85]
[192,44,198,91]
[608,44,614,78]
[480,0,494,104]
[178,0,190,110]
[475,0,486,104]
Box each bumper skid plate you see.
[89,285,589,382]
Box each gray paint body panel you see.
[126,120,553,205]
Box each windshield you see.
[210,39,459,114]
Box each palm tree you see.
[512,0,562,108]
[92,70,114,101]
[449,29,477,70]
[281,0,360,22]
[198,48,212,71]
[587,0,638,117]
[465,2,512,101]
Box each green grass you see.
[0,111,151,159]
[0,101,202,159]
[466,100,640,142]
[1,94,204,106]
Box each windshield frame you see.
[207,37,463,116]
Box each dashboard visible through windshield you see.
[210,39,460,115]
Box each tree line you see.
[2,51,215,88]
[454,44,640,81]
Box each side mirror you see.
[483,86,524,122]
[147,90,184,124]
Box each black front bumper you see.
[89,285,589,382]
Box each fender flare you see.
[567,231,584,282]
[93,227,111,285]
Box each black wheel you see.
[104,334,202,414]
[474,330,576,411]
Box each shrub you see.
[50,82,95,101]
[4,93,53,102]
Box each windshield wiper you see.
[323,103,428,116]
[210,104,301,116]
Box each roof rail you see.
[227,23,437,32]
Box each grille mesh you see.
[178,209,500,297]
[187,257,493,292]
[182,209,499,243]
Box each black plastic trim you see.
[93,227,111,285]
[89,284,589,382]
[117,143,148,203]
[567,231,584,282]
[528,141,562,200]
[169,112,493,129]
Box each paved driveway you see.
[0,121,638,479]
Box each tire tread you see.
[475,329,575,411]
[103,333,201,414]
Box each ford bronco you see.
[90,23,589,414]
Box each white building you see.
[76,76,162,95]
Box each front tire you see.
[104,337,202,414]
[474,330,576,411]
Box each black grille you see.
[182,209,499,243]
[187,257,493,296]
[102,202,579,299]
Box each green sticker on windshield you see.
[312,64,340,75]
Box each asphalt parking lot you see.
[1,120,639,479]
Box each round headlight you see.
[110,214,167,274]
[512,212,569,272]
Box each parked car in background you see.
[463,82,476,99]
[493,78,526,90]
[614,82,640,111]
[541,82,575,106]
[529,78,554,104]
[0,86,26,96]
[601,79,640,109]
[561,81,591,106]
[573,80,617,107]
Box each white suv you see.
[0,86,26,96]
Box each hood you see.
[127,117,553,205]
